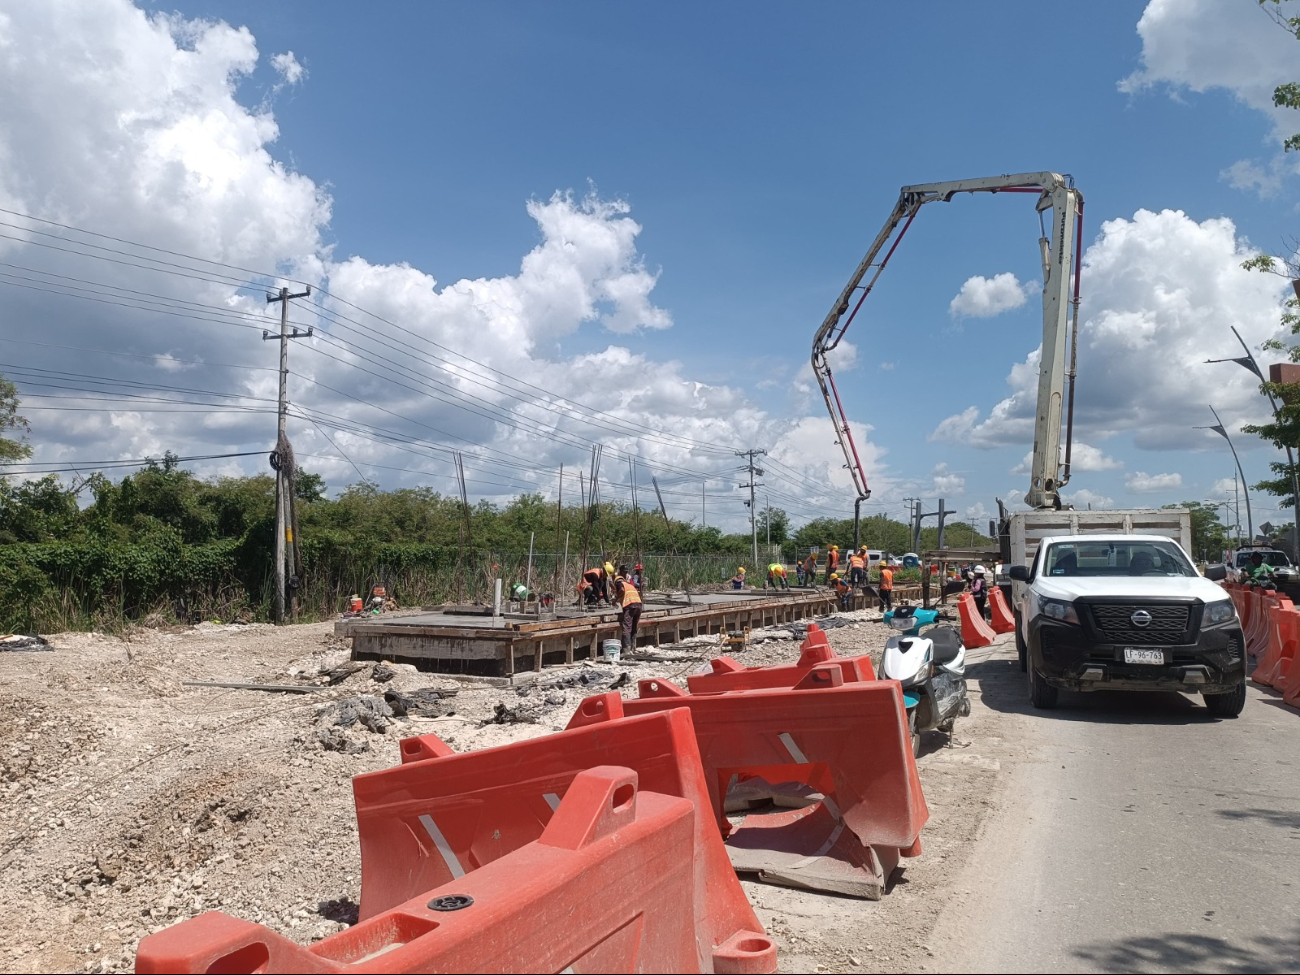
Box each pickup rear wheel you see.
[1028,658,1058,709]
[1203,682,1246,718]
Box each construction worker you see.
[767,562,790,590]
[579,566,608,606]
[630,563,644,589]
[971,564,989,620]
[825,544,840,584]
[804,551,818,586]
[831,572,851,610]
[614,564,643,651]
[729,566,747,589]
[878,561,894,612]
[796,558,806,586]
[848,548,866,586]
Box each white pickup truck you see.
[1003,511,1244,716]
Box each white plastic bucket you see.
[602,638,622,661]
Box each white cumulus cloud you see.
[931,462,965,496]
[1126,471,1183,492]
[1065,488,1115,509]
[949,272,1031,319]
[270,51,305,85]
[1120,0,1300,193]
[931,209,1290,452]
[0,0,889,532]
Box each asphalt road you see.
[931,649,1300,974]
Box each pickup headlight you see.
[1041,598,1079,625]
[1204,599,1237,625]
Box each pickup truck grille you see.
[1089,604,1191,645]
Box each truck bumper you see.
[1029,618,1245,693]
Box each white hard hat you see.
[974,565,986,575]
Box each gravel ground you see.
[0,605,1013,974]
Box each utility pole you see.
[264,285,312,624]
[737,449,766,570]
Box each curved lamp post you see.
[1205,325,1299,548]
[1196,405,1253,543]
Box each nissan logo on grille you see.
[1130,609,1153,627]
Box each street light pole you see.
[1196,405,1254,543]
[1206,326,1299,552]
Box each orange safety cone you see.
[987,587,1016,635]
[958,593,998,649]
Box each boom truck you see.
[811,172,1085,546]
[812,172,1245,714]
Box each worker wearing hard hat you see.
[729,567,747,589]
[878,561,894,613]
[830,571,851,609]
[825,545,841,584]
[766,562,790,590]
[848,548,866,586]
[803,551,818,587]
[971,564,989,620]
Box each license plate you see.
[1124,647,1165,665]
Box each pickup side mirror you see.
[1204,563,1228,582]
[1009,565,1031,582]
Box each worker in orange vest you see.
[878,561,894,612]
[831,572,851,610]
[803,552,818,586]
[825,545,840,584]
[578,566,608,606]
[614,565,643,651]
[848,549,866,586]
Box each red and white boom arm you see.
[811,171,1084,510]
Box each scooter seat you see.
[928,625,963,665]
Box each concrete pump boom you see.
[811,172,1084,537]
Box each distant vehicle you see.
[1012,533,1243,716]
[1232,547,1297,586]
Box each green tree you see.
[1164,502,1227,562]
[0,375,31,463]
[755,506,790,544]
[1240,1,1300,505]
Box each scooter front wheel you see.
[908,709,920,758]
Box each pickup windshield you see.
[1042,540,1196,578]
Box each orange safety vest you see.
[849,554,865,570]
[828,551,840,570]
[618,577,642,608]
[880,567,894,590]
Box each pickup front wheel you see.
[1015,613,1027,672]
[1203,682,1246,718]
[1028,657,1058,709]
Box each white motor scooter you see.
[880,605,971,756]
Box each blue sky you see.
[3,0,1299,533]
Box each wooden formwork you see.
[339,586,920,678]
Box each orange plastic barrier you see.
[987,587,1016,634]
[570,669,927,899]
[351,708,772,973]
[687,623,875,693]
[1244,588,1278,659]
[136,767,773,974]
[958,592,998,648]
[1226,583,1250,630]
[1255,599,1299,689]
[1283,658,1300,708]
